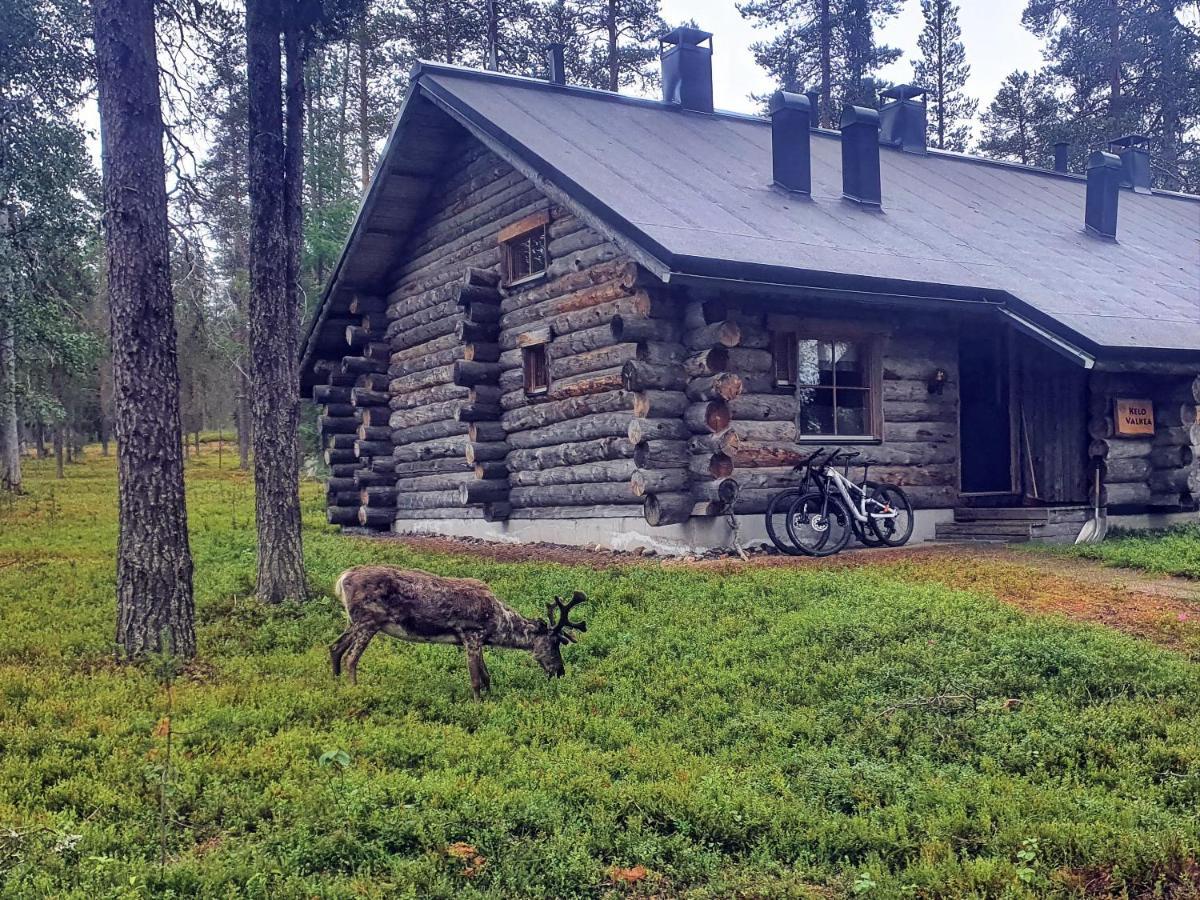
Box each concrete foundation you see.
[1106,509,1199,532]
[393,508,956,555]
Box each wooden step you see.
[936,523,1036,540]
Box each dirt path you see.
[361,533,1200,653]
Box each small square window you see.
[523,343,549,395]
[499,218,549,285]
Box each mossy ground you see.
[1035,523,1200,580]
[2,448,1199,898]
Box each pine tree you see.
[738,0,900,125]
[1023,0,1199,190]
[978,70,1061,166]
[92,0,196,658]
[575,0,665,92]
[912,0,976,151]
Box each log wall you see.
[1087,372,1199,509]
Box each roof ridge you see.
[417,61,1200,203]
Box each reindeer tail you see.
[333,569,353,612]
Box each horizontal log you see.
[388,364,456,396]
[329,463,362,478]
[1150,468,1190,493]
[1150,445,1194,469]
[682,347,730,378]
[353,470,395,488]
[458,282,502,307]
[1103,458,1153,483]
[465,441,509,464]
[345,325,370,347]
[691,452,734,479]
[724,347,774,375]
[685,400,732,434]
[633,440,688,469]
[325,433,357,450]
[313,384,352,404]
[395,489,466,511]
[463,342,501,363]
[359,372,391,392]
[456,402,502,423]
[358,507,395,529]
[631,468,689,497]
[1101,481,1153,506]
[686,372,743,402]
[453,360,502,387]
[390,420,467,445]
[643,492,694,526]
[357,425,392,442]
[396,471,475,492]
[388,399,464,431]
[327,490,360,507]
[326,476,357,493]
[463,266,501,288]
[730,393,793,421]
[622,360,686,392]
[500,389,631,432]
[351,388,390,408]
[509,459,637,487]
[550,343,639,381]
[319,416,360,435]
[361,407,395,429]
[507,411,633,450]
[392,458,471,478]
[468,421,507,443]
[684,320,741,351]
[460,480,510,505]
[1088,438,1153,459]
[350,294,387,316]
[355,440,393,458]
[510,482,642,508]
[484,501,512,522]
[322,403,355,418]
[456,319,499,343]
[689,430,740,455]
[473,461,509,480]
[327,506,360,526]
[342,356,387,375]
[361,486,398,507]
[506,436,634,471]
[389,382,469,411]
[633,390,689,419]
[611,315,681,344]
[392,436,468,463]
[628,418,692,444]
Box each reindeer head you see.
[531,591,588,677]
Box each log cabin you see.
[300,29,1200,551]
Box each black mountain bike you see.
[784,450,914,557]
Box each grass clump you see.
[1,449,1200,897]
[1037,524,1200,579]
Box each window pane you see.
[511,237,532,280]
[836,388,869,435]
[833,341,867,388]
[797,386,834,435]
[796,340,822,386]
[529,230,546,273]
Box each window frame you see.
[521,339,551,397]
[787,329,884,444]
[499,211,550,288]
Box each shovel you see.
[1074,467,1108,544]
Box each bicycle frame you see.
[815,461,898,525]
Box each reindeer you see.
[330,566,587,700]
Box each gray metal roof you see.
[418,64,1200,354]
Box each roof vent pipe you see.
[1109,134,1152,194]
[660,27,714,114]
[1053,141,1070,173]
[804,88,820,128]
[840,105,882,207]
[768,91,812,194]
[1085,150,1121,239]
[546,43,566,85]
[878,84,928,153]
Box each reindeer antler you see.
[548,591,588,643]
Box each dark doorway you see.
[959,331,1014,494]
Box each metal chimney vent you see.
[546,43,565,86]
[768,91,812,194]
[840,105,882,207]
[660,27,713,114]
[1085,150,1121,239]
[1109,134,1152,194]
[1053,141,1071,173]
[878,84,928,154]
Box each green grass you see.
[2,451,1200,898]
[1035,524,1200,580]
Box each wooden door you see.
[1013,337,1089,503]
[959,331,1015,495]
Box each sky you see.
[658,0,1046,117]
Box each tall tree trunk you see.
[53,424,64,479]
[237,366,251,470]
[0,291,21,493]
[35,423,45,459]
[1108,0,1121,121]
[606,0,619,92]
[93,0,196,659]
[819,0,832,127]
[247,0,307,603]
[358,26,370,190]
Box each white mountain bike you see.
[783,450,914,557]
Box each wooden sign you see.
[1114,398,1155,436]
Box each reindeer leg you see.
[462,632,485,702]
[344,624,379,686]
[478,653,491,694]
[329,627,356,678]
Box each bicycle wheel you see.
[765,488,808,555]
[864,482,915,547]
[785,490,853,557]
[850,508,886,547]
